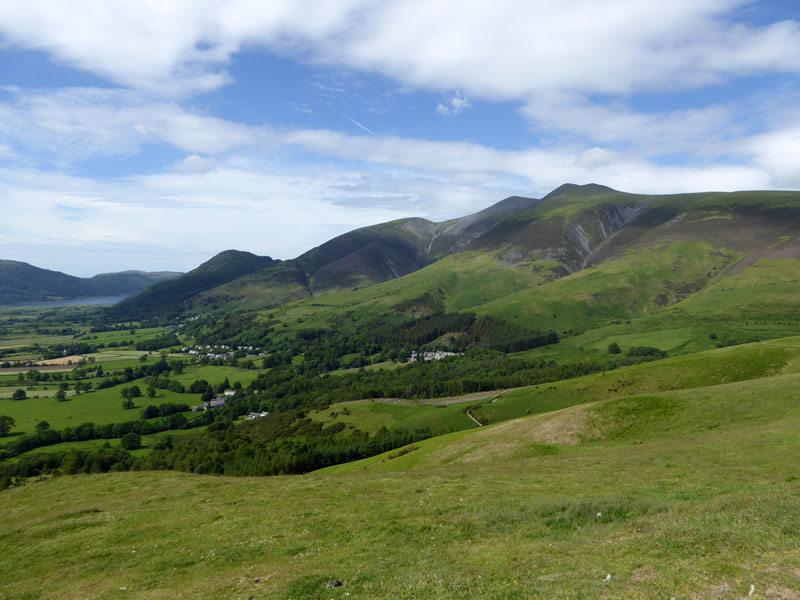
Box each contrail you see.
[346,116,375,135]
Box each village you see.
[407,350,461,362]
[193,387,268,420]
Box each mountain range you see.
[107,192,541,318]
[108,183,800,332]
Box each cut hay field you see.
[32,354,87,366]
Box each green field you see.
[0,384,202,435]
[0,333,75,349]
[16,425,208,458]
[172,364,260,388]
[81,327,167,344]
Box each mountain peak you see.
[543,183,617,200]
[199,250,274,272]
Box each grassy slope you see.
[2,343,799,598]
[473,240,737,331]
[255,249,561,336]
[307,397,481,435]
[322,336,800,473]
[511,255,800,363]
[189,261,312,314]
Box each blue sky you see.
[0,0,799,276]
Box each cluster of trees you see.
[370,311,557,354]
[2,446,136,489]
[134,331,180,351]
[246,348,661,414]
[39,342,95,360]
[0,407,443,483]
[139,414,439,476]
[608,343,667,359]
[94,358,185,391]
[0,415,14,437]
[141,402,190,419]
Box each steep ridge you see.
[468,184,653,271]
[295,195,540,293]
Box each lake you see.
[2,295,129,308]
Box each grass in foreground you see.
[2,355,799,599]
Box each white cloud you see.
[436,91,471,116]
[0,87,269,161]
[520,92,743,153]
[0,1,363,96]
[1,1,799,100]
[744,125,800,188]
[335,1,800,98]
[173,154,220,174]
[1,2,797,172]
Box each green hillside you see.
[205,186,800,361]
[109,250,279,319]
[323,336,800,473]
[104,185,800,334]
[2,339,799,598]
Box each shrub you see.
[120,432,142,450]
[625,346,666,358]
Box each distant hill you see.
[0,260,181,304]
[107,250,281,319]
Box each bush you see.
[189,380,209,394]
[607,342,621,354]
[120,432,142,450]
[625,346,666,358]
